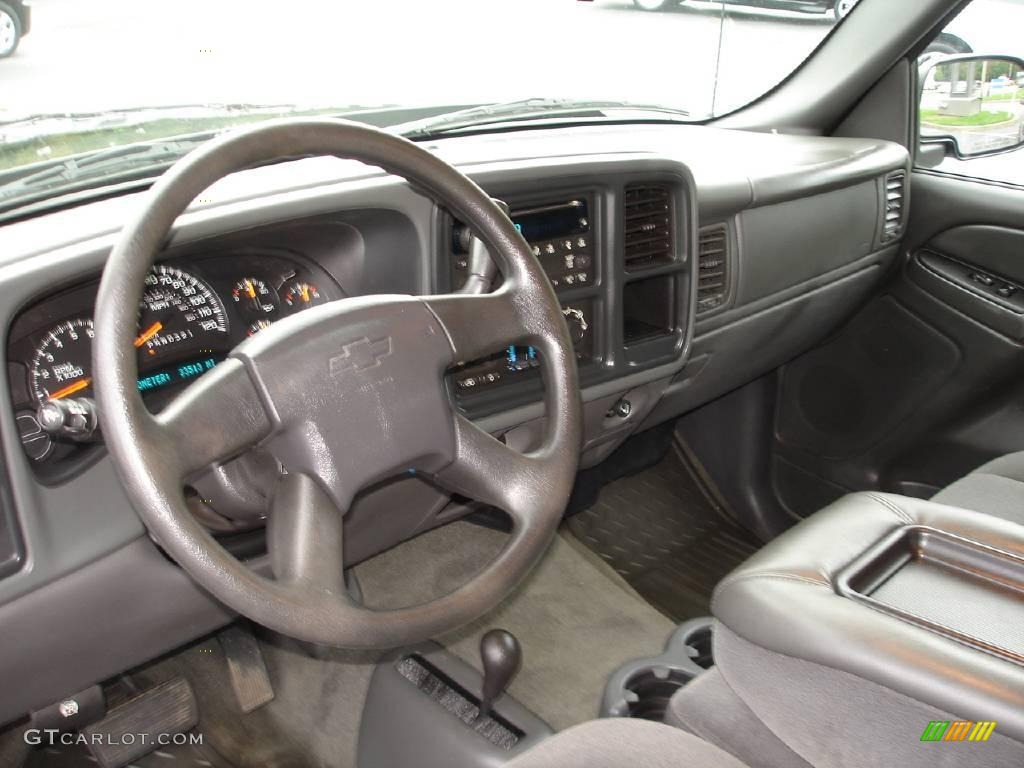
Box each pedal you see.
[219,624,275,713]
[83,678,197,768]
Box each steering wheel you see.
[93,119,582,649]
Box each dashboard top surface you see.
[0,123,908,267]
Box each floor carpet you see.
[24,521,675,768]
[357,522,676,732]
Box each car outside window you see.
[0,0,855,204]
[918,0,1024,186]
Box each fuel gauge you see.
[283,281,325,311]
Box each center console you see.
[709,492,1024,757]
[440,174,695,429]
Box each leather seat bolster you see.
[712,492,1024,742]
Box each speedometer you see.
[137,265,229,361]
[27,267,229,405]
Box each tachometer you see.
[30,318,95,403]
[138,266,228,361]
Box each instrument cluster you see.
[7,251,342,464]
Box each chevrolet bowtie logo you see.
[329,336,393,375]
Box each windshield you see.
[0,0,854,202]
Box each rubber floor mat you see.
[568,440,762,622]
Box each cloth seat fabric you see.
[504,718,750,768]
[931,451,1024,525]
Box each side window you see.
[917,0,1024,186]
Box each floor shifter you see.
[478,628,522,719]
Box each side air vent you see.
[697,224,729,313]
[883,171,907,241]
[623,185,673,267]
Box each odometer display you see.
[138,266,228,361]
[137,356,220,393]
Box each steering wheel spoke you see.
[434,414,550,526]
[268,472,348,597]
[425,288,528,364]
[153,357,273,478]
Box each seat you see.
[504,718,749,768]
[931,450,1024,525]
[666,491,1024,768]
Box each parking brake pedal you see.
[83,678,197,768]
[218,624,275,713]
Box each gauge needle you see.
[246,280,256,299]
[134,321,163,348]
[301,285,310,302]
[50,378,91,400]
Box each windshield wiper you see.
[398,98,693,139]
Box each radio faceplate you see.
[452,197,595,292]
[449,195,598,396]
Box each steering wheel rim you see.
[93,118,582,649]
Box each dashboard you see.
[0,122,909,726]
[7,252,342,467]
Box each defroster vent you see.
[883,171,906,242]
[624,185,673,267]
[697,224,729,313]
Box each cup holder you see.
[687,624,714,670]
[600,617,715,720]
[621,666,696,721]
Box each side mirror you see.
[919,54,1024,161]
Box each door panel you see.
[766,170,1024,518]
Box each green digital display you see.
[137,357,219,393]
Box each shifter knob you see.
[478,628,522,719]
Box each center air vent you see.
[624,185,673,267]
[697,224,729,313]
[883,171,907,241]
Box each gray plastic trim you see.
[601,618,713,719]
[358,642,552,768]
[0,536,233,727]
